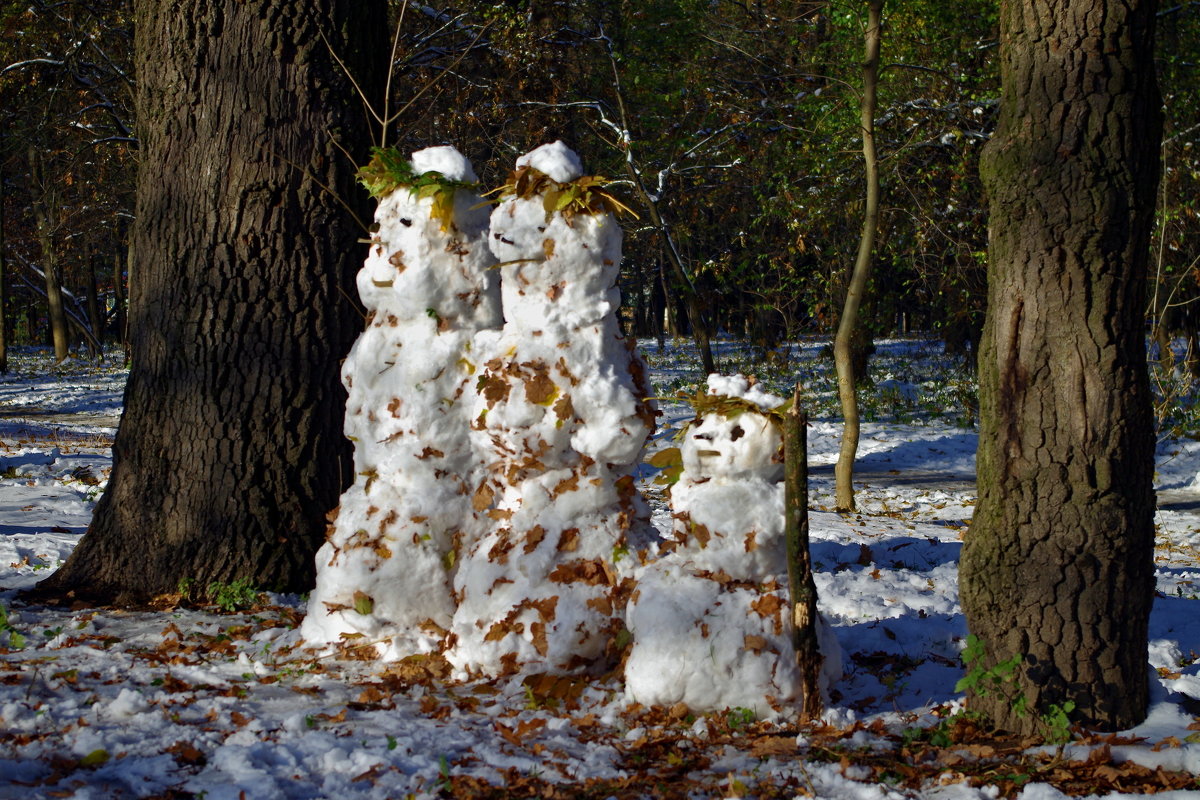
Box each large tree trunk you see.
[833,0,882,512]
[40,0,385,603]
[960,0,1161,734]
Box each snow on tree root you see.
[301,146,500,660]
[446,142,656,678]
[624,375,841,715]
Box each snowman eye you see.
[730,426,744,441]
[694,432,714,441]
[400,218,412,227]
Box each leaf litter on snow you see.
[3,341,1200,797]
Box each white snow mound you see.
[516,140,584,183]
[411,145,479,183]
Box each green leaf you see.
[353,591,374,616]
[647,446,684,489]
[356,147,479,231]
[961,634,985,665]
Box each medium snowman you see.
[446,142,656,677]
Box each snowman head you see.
[680,408,783,482]
[677,375,787,482]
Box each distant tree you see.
[0,0,136,353]
[40,0,386,602]
[1147,3,1200,428]
[960,0,1161,734]
[27,146,70,361]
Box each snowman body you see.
[301,147,500,659]
[446,143,656,676]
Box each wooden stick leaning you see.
[784,383,824,721]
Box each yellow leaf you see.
[648,447,682,468]
[430,188,456,232]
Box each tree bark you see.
[833,0,883,512]
[39,0,386,602]
[960,0,1161,734]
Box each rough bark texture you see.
[960,0,1161,734]
[40,0,385,602]
[833,0,882,512]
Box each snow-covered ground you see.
[2,339,1200,799]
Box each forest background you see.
[3,0,1197,386]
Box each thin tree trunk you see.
[39,0,386,603]
[833,0,883,512]
[623,162,716,375]
[119,235,132,359]
[40,246,69,361]
[86,249,104,359]
[604,46,716,375]
[28,148,71,362]
[11,256,104,353]
[784,387,823,721]
[960,0,1161,735]
[653,259,667,349]
[113,238,128,359]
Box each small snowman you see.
[446,142,656,677]
[301,146,500,660]
[624,375,841,714]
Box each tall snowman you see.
[301,146,500,660]
[446,142,657,677]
